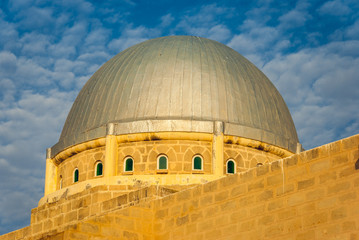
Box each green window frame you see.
[125,157,134,172]
[158,155,168,170]
[95,162,103,176]
[74,168,79,183]
[227,160,235,174]
[193,155,203,170]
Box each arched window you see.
[157,155,168,170]
[192,155,203,170]
[95,162,103,176]
[59,175,63,189]
[73,168,79,183]
[226,159,235,174]
[124,157,134,172]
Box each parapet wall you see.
[1,134,358,239]
[149,134,359,239]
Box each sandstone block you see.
[256,190,273,201]
[338,192,357,202]
[331,207,347,220]
[267,174,282,186]
[310,160,330,173]
[296,230,315,240]
[327,181,350,194]
[204,229,222,240]
[200,195,213,207]
[80,223,99,234]
[303,212,327,227]
[123,231,139,240]
[230,184,246,197]
[285,219,302,233]
[256,165,269,176]
[176,190,191,202]
[287,166,307,180]
[215,191,229,202]
[287,193,306,206]
[176,215,189,226]
[267,199,284,211]
[319,171,337,183]
[78,207,90,220]
[318,197,337,209]
[332,154,348,166]
[64,210,78,223]
[265,224,285,237]
[339,166,356,178]
[155,209,168,219]
[276,183,294,196]
[249,204,265,216]
[220,201,237,212]
[248,179,264,192]
[277,208,297,220]
[69,231,88,240]
[101,226,122,237]
[257,215,275,226]
[115,217,135,231]
[306,188,325,201]
[297,177,315,190]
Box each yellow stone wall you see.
[223,143,282,174]
[150,134,359,239]
[2,134,358,240]
[54,133,287,191]
[56,147,105,189]
[117,140,212,175]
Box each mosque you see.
[1,36,358,240]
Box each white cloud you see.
[0,89,75,233]
[16,6,54,29]
[20,32,51,56]
[174,4,232,42]
[0,17,19,51]
[262,42,359,149]
[279,9,310,29]
[48,21,88,58]
[108,25,151,52]
[160,13,174,28]
[318,0,352,16]
[84,28,111,51]
[228,24,290,66]
[345,19,359,39]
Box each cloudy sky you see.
[0,0,358,234]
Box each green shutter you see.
[159,156,167,169]
[74,169,79,182]
[227,161,235,174]
[125,158,133,171]
[96,163,103,176]
[194,156,202,170]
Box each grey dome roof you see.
[52,36,299,156]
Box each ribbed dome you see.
[52,36,299,156]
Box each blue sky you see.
[0,0,358,234]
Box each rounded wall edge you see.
[51,119,299,158]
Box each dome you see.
[52,36,299,156]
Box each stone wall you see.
[150,134,359,239]
[69,134,359,239]
[56,137,284,190]
[2,134,358,239]
[117,140,212,174]
[57,147,105,189]
[223,143,282,174]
